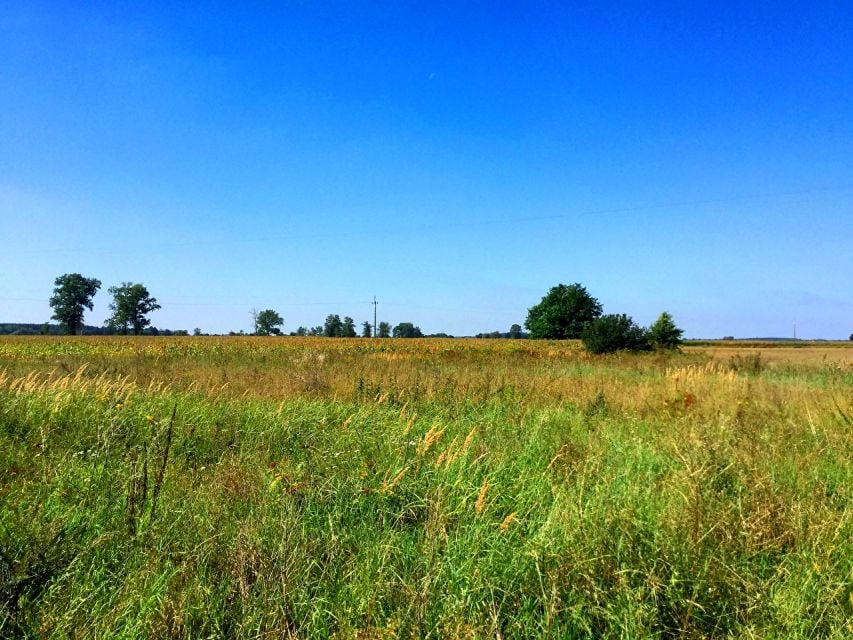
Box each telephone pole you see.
[372,296,378,338]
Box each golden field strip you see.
[1,337,851,638]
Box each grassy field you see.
[1,337,851,638]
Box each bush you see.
[582,314,651,354]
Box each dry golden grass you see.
[685,344,853,366]
[1,336,849,408]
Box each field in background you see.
[1,337,851,638]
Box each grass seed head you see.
[499,512,517,532]
[475,478,489,515]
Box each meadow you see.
[1,336,851,638]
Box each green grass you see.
[1,338,851,638]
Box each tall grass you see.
[1,338,851,638]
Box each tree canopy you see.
[323,314,342,337]
[392,322,423,338]
[106,282,160,335]
[648,312,683,349]
[525,283,602,339]
[341,317,357,338]
[49,273,102,335]
[255,309,284,335]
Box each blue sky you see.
[1,2,851,337]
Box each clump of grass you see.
[125,405,175,536]
[728,351,765,375]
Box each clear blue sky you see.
[2,2,851,337]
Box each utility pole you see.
[793,321,797,341]
[372,296,378,337]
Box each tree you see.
[324,314,342,337]
[648,311,683,349]
[49,273,102,335]
[377,321,391,338]
[582,314,651,354]
[255,309,284,335]
[525,283,602,339]
[393,322,423,338]
[106,282,161,335]
[292,326,308,336]
[193,328,203,336]
[341,316,357,338]
[849,333,853,341]
[361,321,372,338]
[509,324,523,339]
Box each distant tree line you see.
[0,323,189,337]
[524,283,683,353]
[287,317,422,339]
[475,324,527,339]
[38,274,436,339]
[19,275,701,349]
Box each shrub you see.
[582,314,651,354]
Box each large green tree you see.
[377,322,391,338]
[361,321,373,338]
[392,322,423,338]
[106,282,161,335]
[323,314,343,337]
[525,283,602,339]
[341,317,357,338]
[255,309,284,335]
[648,311,683,349]
[49,273,102,335]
